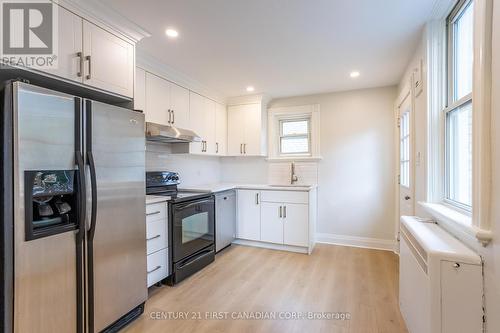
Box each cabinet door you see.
[236,190,261,241]
[82,20,134,97]
[170,83,190,129]
[134,67,146,111]
[283,204,308,247]
[46,5,83,82]
[215,103,227,156]
[243,103,262,156]
[227,105,246,156]
[189,92,205,154]
[204,98,217,155]
[145,73,170,125]
[260,202,284,244]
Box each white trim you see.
[420,202,492,246]
[268,104,321,160]
[54,0,151,43]
[471,0,493,238]
[232,239,309,254]
[315,233,397,252]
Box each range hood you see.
[146,122,202,143]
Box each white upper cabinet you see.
[82,20,134,98]
[145,73,170,125]
[189,92,206,154]
[188,92,221,155]
[134,67,146,111]
[227,102,267,156]
[169,83,190,129]
[227,105,246,155]
[45,6,83,83]
[215,103,227,156]
[143,71,190,127]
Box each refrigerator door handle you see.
[87,151,97,239]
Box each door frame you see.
[394,78,416,249]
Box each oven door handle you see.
[174,197,213,211]
[177,248,214,269]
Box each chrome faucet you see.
[290,162,299,184]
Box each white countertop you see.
[178,183,317,193]
[146,195,170,205]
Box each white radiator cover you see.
[399,216,483,333]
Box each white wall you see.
[146,143,221,186]
[221,86,398,242]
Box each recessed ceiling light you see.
[350,71,360,78]
[165,29,179,38]
[246,86,255,92]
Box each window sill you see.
[266,156,323,162]
[420,202,492,246]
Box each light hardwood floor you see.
[124,244,408,333]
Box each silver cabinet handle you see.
[279,206,282,218]
[146,211,161,216]
[172,110,175,124]
[240,144,243,154]
[77,52,84,77]
[85,55,91,80]
[255,193,259,205]
[244,144,247,154]
[283,206,287,218]
[147,234,161,241]
[168,110,171,124]
[216,142,219,154]
[147,265,161,274]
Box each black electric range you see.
[146,171,215,285]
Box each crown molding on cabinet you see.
[53,0,151,43]
[136,49,228,105]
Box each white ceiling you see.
[102,0,436,98]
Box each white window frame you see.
[400,111,411,188]
[268,104,321,161]
[423,0,493,246]
[443,0,474,213]
[278,117,311,156]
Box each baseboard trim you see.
[316,233,397,252]
[232,239,309,254]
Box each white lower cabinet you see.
[260,202,284,244]
[236,190,261,241]
[146,201,169,287]
[147,248,168,288]
[236,189,315,253]
[283,203,309,247]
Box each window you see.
[279,118,311,155]
[445,0,474,210]
[400,111,410,188]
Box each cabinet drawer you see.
[146,202,166,222]
[147,248,168,287]
[260,190,308,204]
[146,219,167,255]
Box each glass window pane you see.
[453,1,474,101]
[282,120,309,136]
[280,137,309,154]
[446,102,472,207]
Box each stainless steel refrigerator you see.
[1,81,147,333]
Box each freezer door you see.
[13,83,84,333]
[86,100,147,332]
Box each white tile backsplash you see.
[267,161,318,185]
